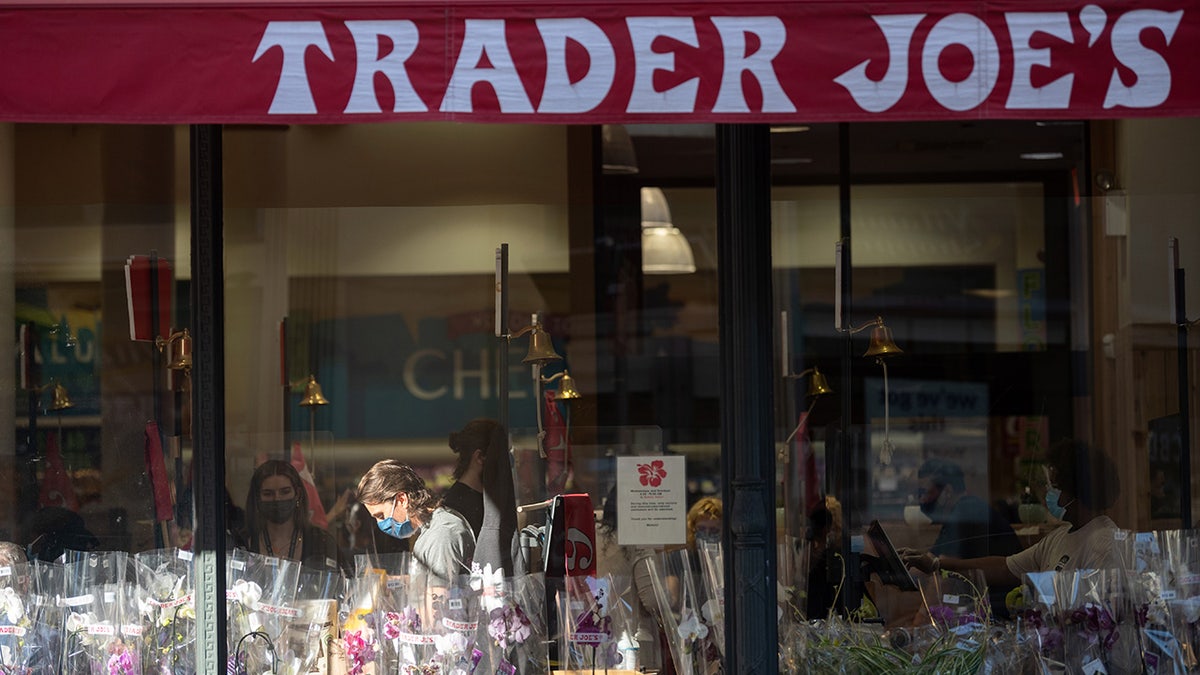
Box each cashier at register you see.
[906,441,1120,582]
[873,441,1122,625]
[913,458,1020,561]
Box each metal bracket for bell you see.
[155,328,193,372]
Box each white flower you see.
[701,598,722,625]
[1182,596,1200,624]
[65,610,93,633]
[232,579,263,608]
[676,608,708,643]
[433,631,469,654]
[2,588,23,624]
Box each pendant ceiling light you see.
[601,125,639,175]
[641,187,696,275]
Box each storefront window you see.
[4,124,189,557]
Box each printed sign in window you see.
[616,455,686,546]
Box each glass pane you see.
[773,120,1091,621]
[221,123,718,671]
[4,124,190,559]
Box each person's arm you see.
[902,550,1019,589]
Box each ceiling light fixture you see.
[1019,151,1064,160]
[602,125,639,175]
[641,187,696,275]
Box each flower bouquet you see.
[558,574,621,673]
[1052,568,1123,675]
[1016,571,1067,673]
[339,569,384,675]
[1157,529,1200,674]
[61,583,137,675]
[133,548,195,675]
[430,575,483,675]
[0,558,34,674]
[225,549,301,675]
[646,550,720,675]
[480,572,546,675]
[285,567,346,675]
[59,551,132,675]
[695,541,725,660]
[23,559,66,674]
[1127,568,1188,675]
[917,568,989,632]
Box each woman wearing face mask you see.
[686,496,723,550]
[357,460,475,585]
[242,460,347,574]
[900,439,1123,590]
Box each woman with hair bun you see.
[440,418,506,538]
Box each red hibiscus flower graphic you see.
[637,460,667,487]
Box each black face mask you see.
[260,499,297,525]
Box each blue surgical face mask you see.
[377,496,415,539]
[1045,487,1067,520]
[1042,466,1069,520]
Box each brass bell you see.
[522,324,563,365]
[863,321,903,359]
[299,375,330,407]
[50,382,74,411]
[806,368,833,398]
[157,329,192,371]
[555,371,582,400]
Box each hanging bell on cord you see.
[522,324,563,365]
[50,382,74,411]
[555,371,582,400]
[863,322,903,359]
[806,368,833,397]
[299,375,330,407]
[158,328,193,372]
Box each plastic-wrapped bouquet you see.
[1017,571,1067,672]
[558,574,622,673]
[21,559,66,674]
[695,541,725,660]
[433,578,483,675]
[133,548,195,675]
[225,550,301,675]
[0,559,34,674]
[1053,568,1121,674]
[59,551,132,675]
[646,550,720,675]
[480,571,546,675]
[339,569,383,675]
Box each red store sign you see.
[0,1,1196,123]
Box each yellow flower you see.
[1005,586,1025,612]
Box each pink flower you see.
[344,629,377,675]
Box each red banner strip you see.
[0,2,1197,124]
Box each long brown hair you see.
[357,460,437,522]
[245,459,311,532]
